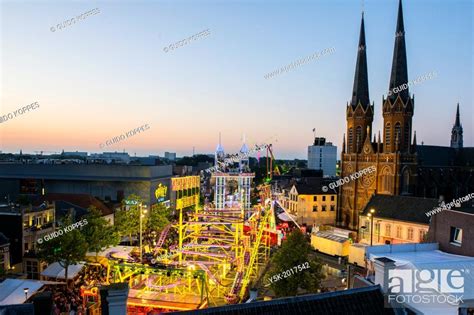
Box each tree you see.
[82,206,120,262]
[265,229,324,297]
[37,216,88,286]
[115,194,143,245]
[147,203,170,233]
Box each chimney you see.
[373,257,396,293]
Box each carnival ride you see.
[265,144,281,182]
[98,188,275,313]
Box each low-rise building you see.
[358,195,438,245]
[0,233,10,271]
[362,243,474,315]
[279,178,337,226]
[427,203,474,256]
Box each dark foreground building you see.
[427,202,474,257]
[170,286,393,315]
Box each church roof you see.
[416,146,474,167]
[361,194,438,225]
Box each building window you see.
[331,196,335,201]
[356,126,362,147]
[348,128,353,152]
[396,226,402,238]
[313,196,317,202]
[380,167,393,194]
[419,230,426,242]
[375,223,380,235]
[330,205,335,211]
[450,227,463,245]
[407,227,414,240]
[25,260,39,279]
[394,122,401,145]
[402,168,410,194]
[322,205,327,212]
[322,196,326,201]
[385,123,391,147]
[313,206,318,212]
[385,224,391,237]
[404,122,410,148]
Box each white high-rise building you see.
[308,137,337,177]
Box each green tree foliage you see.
[265,229,324,297]
[176,154,214,166]
[147,203,170,233]
[37,216,88,286]
[115,194,142,245]
[82,206,120,261]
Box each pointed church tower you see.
[382,0,414,153]
[346,12,374,154]
[450,103,463,149]
[215,132,225,169]
[239,134,250,172]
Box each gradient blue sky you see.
[1,0,472,159]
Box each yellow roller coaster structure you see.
[105,197,274,312]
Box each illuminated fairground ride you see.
[100,174,277,313]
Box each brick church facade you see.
[337,0,474,230]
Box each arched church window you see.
[394,122,401,144]
[404,123,410,149]
[356,126,362,146]
[402,168,410,194]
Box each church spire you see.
[451,103,463,149]
[351,12,370,108]
[455,103,461,127]
[388,0,409,103]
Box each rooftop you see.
[170,285,393,315]
[361,194,438,224]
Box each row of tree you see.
[37,195,171,285]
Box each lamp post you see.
[23,288,29,301]
[367,208,375,246]
[139,203,147,263]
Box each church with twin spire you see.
[337,0,473,230]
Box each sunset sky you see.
[0,0,472,159]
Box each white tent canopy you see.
[0,279,45,305]
[41,262,85,280]
[277,212,297,223]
